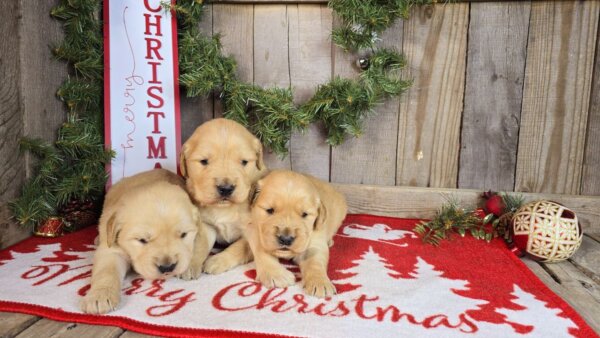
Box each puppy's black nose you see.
[217,184,235,197]
[157,263,177,274]
[277,235,295,246]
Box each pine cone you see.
[58,199,100,232]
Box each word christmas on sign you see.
[104,0,181,186]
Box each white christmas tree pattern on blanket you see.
[334,246,487,328]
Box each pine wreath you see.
[11,0,436,229]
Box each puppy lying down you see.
[81,169,213,314]
[246,170,348,298]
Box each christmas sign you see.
[0,215,596,337]
[104,0,181,186]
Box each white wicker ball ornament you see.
[512,200,583,262]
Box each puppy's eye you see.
[180,232,187,239]
[241,159,248,166]
[138,238,148,244]
[266,208,274,215]
[200,159,209,166]
[301,212,308,218]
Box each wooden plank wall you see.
[3,1,600,248]
[183,0,600,197]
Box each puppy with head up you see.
[81,169,212,314]
[180,118,268,274]
[245,169,347,298]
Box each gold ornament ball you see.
[511,200,583,262]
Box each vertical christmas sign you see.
[104,0,181,186]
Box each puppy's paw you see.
[80,287,120,314]
[256,267,295,289]
[178,262,203,280]
[203,253,238,275]
[303,274,336,298]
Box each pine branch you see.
[414,200,492,246]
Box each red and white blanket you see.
[0,215,596,337]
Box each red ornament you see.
[484,194,506,217]
[512,200,583,262]
[34,217,65,237]
[473,208,486,220]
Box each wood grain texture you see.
[541,261,600,331]
[543,260,600,303]
[515,1,600,194]
[118,331,161,338]
[0,313,39,338]
[180,4,214,142]
[288,4,332,181]
[333,183,600,232]
[212,4,254,117]
[588,233,600,243]
[15,319,123,338]
[0,0,29,249]
[523,259,600,333]
[396,4,469,188]
[459,2,530,191]
[581,14,600,196]
[330,18,404,185]
[569,235,600,284]
[253,5,292,169]
[19,0,67,178]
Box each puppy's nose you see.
[277,235,295,246]
[157,263,177,274]
[217,184,235,197]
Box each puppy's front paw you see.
[303,274,336,298]
[178,262,203,280]
[203,253,237,275]
[256,267,295,289]
[81,287,120,314]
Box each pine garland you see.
[170,0,422,152]
[12,0,434,229]
[330,0,433,51]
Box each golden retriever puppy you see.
[180,118,267,274]
[81,169,214,314]
[245,170,347,298]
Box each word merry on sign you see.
[104,0,181,185]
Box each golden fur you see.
[180,118,267,274]
[245,170,347,298]
[81,169,213,314]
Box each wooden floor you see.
[0,233,598,337]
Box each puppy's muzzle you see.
[277,234,295,247]
[217,184,235,198]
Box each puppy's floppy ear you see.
[105,213,121,248]
[253,138,266,171]
[314,198,327,231]
[249,179,263,206]
[179,144,188,178]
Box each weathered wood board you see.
[0,1,29,249]
[396,3,469,188]
[581,9,600,196]
[212,3,254,118]
[515,1,600,194]
[458,2,530,191]
[15,319,123,338]
[19,0,67,177]
[253,5,292,169]
[330,18,404,186]
[288,4,332,181]
[334,183,600,232]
